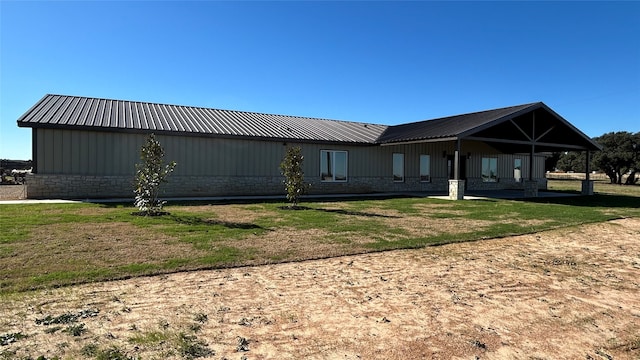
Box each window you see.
[514,158,522,182]
[320,150,347,182]
[482,157,498,182]
[393,153,404,182]
[419,155,431,182]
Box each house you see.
[16,94,601,199]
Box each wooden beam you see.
[585,151,591,181]
[529,111,535,181]
[509,118,532,141]
[535,125,556,142]
[463,136,592,150]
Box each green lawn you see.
[1,180,638,295]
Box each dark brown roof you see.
[16,94,387,144]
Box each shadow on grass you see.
[524,193,640,209]
[168,214,265,230]
[278,205,401,218]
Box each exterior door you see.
[447,155,467,180]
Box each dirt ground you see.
[2,218,639,360]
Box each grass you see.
[0,179,638,295]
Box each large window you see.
[420,154,431,182]
[320,150,348,182]
[482,157,498,182]
[393,153,404,182]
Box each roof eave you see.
[377,136,459,146]
[18,122,378,146]
[536,103,603,151]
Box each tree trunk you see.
[624,171,637,185]
[615,168,623,184]
[604,168,617,184]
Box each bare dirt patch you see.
[0,185,26,200]
[2,218,639,359]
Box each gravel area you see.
[0,185,27,200]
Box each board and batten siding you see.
[37,129,144,175]
[35,129,459,180]
[29,128,547,198]
[35,129,290,177]
[465,153,544,180]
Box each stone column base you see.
[448,180,465,200]
[524,180,538,198]
[581,180,594,195]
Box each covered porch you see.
[377,102,602,200]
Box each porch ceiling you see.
[462,105,601,153]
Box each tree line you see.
[554,131,639,185]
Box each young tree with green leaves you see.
[280,146,310,208]
[134,133,177,215]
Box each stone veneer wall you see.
[26,174,547,199]
[26,174,136,199]
[26,174,455,199]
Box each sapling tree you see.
[134,133,177,215]
[280,146,310,208]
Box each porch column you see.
[449,140,465,200]
[582,151,594,195]
[525,112,538,197]
[524,147,539,197]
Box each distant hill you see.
[0,159,32,171]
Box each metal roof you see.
[16,94,600,151]
[377,102,601,151]
[376,103,539,143]
[16,94,387,144]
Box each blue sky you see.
[1,1,639,160]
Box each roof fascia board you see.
[17,122,376,147]
[536,103,603,151]
[15,94,53,124]
[378,136,459,146]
